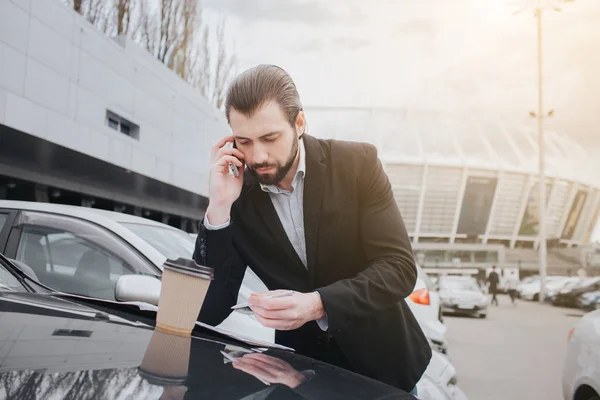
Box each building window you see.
[105,110,139,139]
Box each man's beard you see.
[249,138,299,186]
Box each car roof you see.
[581,276,600,285]
[439,275,475,281]
[0,200,170,227]
[0,292,413,399]
[0,200,168,269]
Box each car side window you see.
[13,211,158,301]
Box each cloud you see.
[332,36,371,51]
[293,38,324,53]
[202,0,336,26]
[202,0,367,27]
[286,35,371,55]
[392,18,437,40]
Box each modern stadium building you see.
[305,106,600,277]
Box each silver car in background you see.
[439,276,489,319]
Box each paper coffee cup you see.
[156,258,214,336]
[139,329,192,386]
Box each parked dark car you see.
[552,277,600,308]
[0,253,415,400]
[576,290,600,311]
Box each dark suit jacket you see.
[193,135,432,391]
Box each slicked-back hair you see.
[225,64,303,130]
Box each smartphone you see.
[228,140,240,177]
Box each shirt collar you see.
[260,139,306,194]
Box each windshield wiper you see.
[1,257,55,293]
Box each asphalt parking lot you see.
[444,295,586,400]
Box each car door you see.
[4,210,159,301]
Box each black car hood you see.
[0,292,413,399]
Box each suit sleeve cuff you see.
[203,214,231,230]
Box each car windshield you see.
[576,277,600,288]
[440,278,480,291]
[121,223,196,260]
[522,276,540,284]
[562,279,583,289]
[0,259,25,292]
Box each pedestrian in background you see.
[487,266,500,306]
[506,276,519,305]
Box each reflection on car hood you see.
[0,292,414,399]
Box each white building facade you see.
[0,0,229,230]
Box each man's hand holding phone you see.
[206,135,245,225]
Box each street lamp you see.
[513,0,574,303]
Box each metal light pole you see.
[536,8,548,304]
[515,0,573,303]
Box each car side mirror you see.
[115,275,162,305]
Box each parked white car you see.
[562,309,600,400]
[439,275,489,318]
[417,350,468,400]
[0,200,273,341]
[407,265,449,356]
[519,276,575,301]
[546,278,585,300]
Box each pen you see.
[231,290,295,310]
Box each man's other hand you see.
[248,290,325,331]
[232,353,307,388]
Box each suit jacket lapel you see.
[302,135,327,287]
[246,177,307,276]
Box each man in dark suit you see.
[193,64,431,393]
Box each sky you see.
[201,0,600,241]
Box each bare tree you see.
[211,17,236,109]
[170,0,200,79]
[157,0,182,64]
[87,0,110,31]
[73,0,82,14]
[135,0,158,54]
[188,17,236,109]
[65,0,111,33]
[198,25,211,98]
[115,0,133,35]
[147,0,236,108]
[63,0,236,109]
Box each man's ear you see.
[296,111,306,139]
